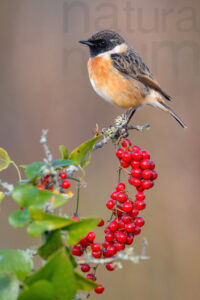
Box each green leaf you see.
[25,248,76,300]
[0,273,19,300]
[0,192,5,204]
[25,162,43,179]
[27,207,75,237]
[12,184,69,210]
[38,230,63,259]
[18,280,54,300]
[25,160,75,179]
[9,209,30,228]
[69,135,102,168]
[0,148,11,172]
[59,146,69,160]
[75,272,99,290]
[0,249,33,281]
[66,217,100,246]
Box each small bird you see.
[79,30,186,128]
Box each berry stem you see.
[11,161,22,181]
[67,176,80,183]
[75,182,81,217]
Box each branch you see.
[93,113,150,151]
[0,179,14,194]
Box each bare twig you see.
[40,129,54,175]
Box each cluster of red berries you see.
[37,171,71,191]
[71,139,158,295]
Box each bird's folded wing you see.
[111,50,171,101]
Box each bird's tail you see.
[148,98,187,129]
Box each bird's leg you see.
[126,108,136,125]
[128,123,150,131]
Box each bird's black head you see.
[79,30,125,57]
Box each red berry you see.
[107,245,117,256]
[110,191,118,200]
[122,201,133,212]
[135,217,145,227]
[20,206,24,210]
[129,177,141,187]
[136,192,145,201]
[79,237,90,247]
[125,222,135,233]
[114,242,125,251]
[116,148,124,159]
[132,150,143,161]
[81,264,90,272]
[140,159,151,169]
[105,232,115,242]
[132,145,141,151]
[116,182,126,192]
[41,177,49,185]
[103,240,111,249]
[91,243,101,251]
[126,234,134,245]
[135,200,146,210]
[142,150,150,159]
[60,172,67,179]
[98,219,105,227]
[142,169,152,179]
[106,262,115,271]
[136,185,144,192]
[120,160,130,168]
[121,140,128,148]
[37,184,45,190]
[61,180,71,189]
[151,170,158,180]
[122,214,131,224]
[118,219,125,229]
[108,221,118,232]
[116,192,128,203]
[94,284,104,294]
[130,208,139,217]
[134,226,141,235]
[87,273,96,281]
[71,245,82,256]
[106,200,115,210]
[131,168,142,178]
[115,231,127,243]
[142,180,154,190]
[92,249,102,258]
[150,161,155,170]
[86,232,95,242]
[131,160,140,169]
[122,151,132,163]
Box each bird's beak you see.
[79,40,93,47]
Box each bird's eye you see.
[97,39,106,47]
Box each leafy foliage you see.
[0,148,11,172]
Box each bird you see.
[79,30,187,128]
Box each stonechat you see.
[79,30,187,128]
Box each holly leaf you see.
[12,184,69,210]
[38,230,63,259]
[9,209,30,228]
[18,280,54,300]
[65,217,100,246]
[27,207,75,237]
[75,272,99,290]
[69,135,102,168]
[0,273,19,300]
[0,249,33,281]
[25,248,76,300]
[59,146,69,160]
[0,148,11,172]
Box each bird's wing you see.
[111,49,171,101]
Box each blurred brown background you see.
[0,0,199,299]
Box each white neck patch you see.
[96,43,128,58]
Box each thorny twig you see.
[93,112,150,151]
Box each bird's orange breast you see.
[88,55,145,108]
